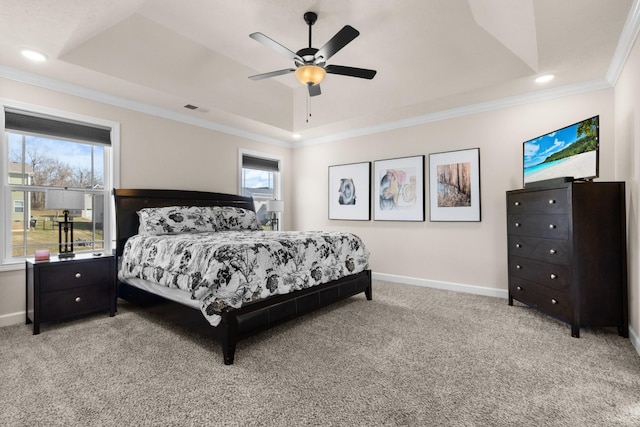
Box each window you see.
[2,105,118,264]
[239,151,282,229]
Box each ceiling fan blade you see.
[315,25,359,62]
[249,69,295,80]
[325,65,377,79]
[250,32,302,62]
[308,84,321,97]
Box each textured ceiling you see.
[0,0,634,144]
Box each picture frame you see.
[429,148,481,222]
[373,155,425,221]
[328,162,371,220]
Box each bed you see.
[113,188,372,365]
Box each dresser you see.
[26,253,116,334]
[506,181,628,338]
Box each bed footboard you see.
[220,270,372,365]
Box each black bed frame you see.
[113,189,372,365]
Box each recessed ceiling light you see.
[535,74,554,83]
[292,133,301,139]
[21,49,48,62]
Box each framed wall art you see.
[373,155,425,221]
[429,148,481,222]
[328,162,371,220]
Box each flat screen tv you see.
[523,115,599,187]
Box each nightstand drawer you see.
[39,258,112,292]
[40,283,111,322]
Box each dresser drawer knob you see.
[551,299,558,304]
[75,297,82,303]
[550,273,557,279]
[516,264,522,269]
[549,224,556,229]
[75,272,82,279]
[515,243,522,248]
[514,201,521,206]
[515,222,521,227]
[549,249,557,255]
[549,199,556,204]
[516,286,522,291]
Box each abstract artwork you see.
[429,148,481,221]
[373,155,425,221]
[328,162,371,220]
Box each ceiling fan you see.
[249,11,377,97]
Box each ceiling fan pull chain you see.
[306,90,311,123]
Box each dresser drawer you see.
[508,235,570,264]
[39,258,112,292]
[509,256,571,290]
[39,283,111,322]
[507,188,570,215]
[510,278,572,322]
[507,214,570,239]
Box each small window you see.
[240,151,282,229]
[14,200,24,213]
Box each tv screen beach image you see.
[523,116,598,184]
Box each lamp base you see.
[58,252,76,259]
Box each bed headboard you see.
[113,189,255,257]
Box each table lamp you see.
[45,188,84,258]
[266,199,284,231]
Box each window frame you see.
[1,99,120,268]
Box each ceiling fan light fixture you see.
[295,64,326,86]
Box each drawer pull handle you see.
[549,224,556,229]
[515,243,522,248]
[75,297,81,303]
[549,249,557,255]
[75,272,82,279]
[516,286,522,291]
[514,201,520,206]
[551,299,558,304]
[550,273,557,279]
[516,265,522,269]
[549,199,556,204]
[515,222,521,227]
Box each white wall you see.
[0,77,292,327]
[614,34,640,349]
[1,62,637,352]
[292,90,616,295]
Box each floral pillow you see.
[137,206,218,235]
[212,206,261,231]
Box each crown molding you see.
[606,0,640,85]
[295,78,613,148]
[0,64,291,149]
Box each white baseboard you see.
[372,271,509,299]
[628,324,640,356]
[0,311,25,328]
[371,271,640,358]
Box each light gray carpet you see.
[1,281,639,426]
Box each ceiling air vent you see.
[184,104,209,113]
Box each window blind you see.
[4,108,111,145]
[242,154,280,172]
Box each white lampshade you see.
[266,199,284,213]
[45,189,84,210]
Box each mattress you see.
[118,230,369,326]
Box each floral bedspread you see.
[119,230,369,326]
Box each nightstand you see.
[26,253,116,334]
